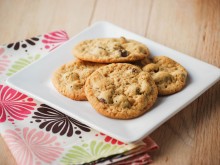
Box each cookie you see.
[73,37,150,63]
[85,63,158,119]
[131,55,152,68]
[142,56,187,95]
[52,60,104,100]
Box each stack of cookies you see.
[52,37,187,119]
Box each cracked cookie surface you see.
[52,60,104,100]
[143,56,187,95]
[85,63,158,119]
[72,37,149,63]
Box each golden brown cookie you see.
[52,60,104,100]
[72,37,150,63]
[142,56,187,95]
[85,63,158,119]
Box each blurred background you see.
[0,0,219,67]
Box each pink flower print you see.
[42,30,69,51]
[0,47,4,55]
[0,47,10,74]
[100,133,124,145]
[0,57,10,74]
[3,127,64,165]
[0,85,36,123]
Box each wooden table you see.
[0,0,219,164]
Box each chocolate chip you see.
[98,98,107,104]
[98,46,106,50]
[119,49,128,57]
[154,68,159,73]
[132,68,138,73]
[136,88,141,95]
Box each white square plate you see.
[6,22,220,142]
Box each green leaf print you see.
[6,54,41,76]
[61,140,128,165]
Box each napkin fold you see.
[0,30,158,165]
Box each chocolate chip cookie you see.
[72,37,150,63]
[85,63,158,119]
[52,60,104,100]
[143,56,187,95]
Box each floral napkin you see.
[0,30,158,165]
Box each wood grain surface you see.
[0,0,219,164]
